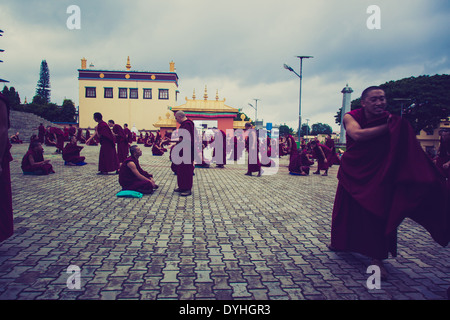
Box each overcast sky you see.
[1,0,449,132]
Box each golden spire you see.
[216,89,219,101]
[192,89,196,100]
[126,56,131,71]
[204,85,208,100]
[81,57,87,69]
[170,61,175,72]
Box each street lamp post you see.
[248,98,260,125]
[284,56,313,138]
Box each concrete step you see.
[8,110,62,143]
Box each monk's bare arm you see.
[127,162,152,182]
[343,114,389,142]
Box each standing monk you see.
[38,123,46,143]
[173,111,195,196]
[86,112,119,175]
[123,123,133,144]
[330,86,449,278]
[0,93,13,242]
[108,120,128,165]
[47,126,65,153]
[244,123,261,177]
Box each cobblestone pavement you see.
[0,143,448,300]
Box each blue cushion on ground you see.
[116,190,143,198]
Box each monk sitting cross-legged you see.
[118,145,158,194]
[21,140,55,175]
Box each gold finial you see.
[216,90,219,101]
[204,85,208,100]
[24,97,27,104]
[240,114,245,121]
[126,56,131,71]
[170,61,175,72]
[81,57,87,69]
[192,89,196,100]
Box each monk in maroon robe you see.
[325,134,340,166]
[38,123,46,143]
[86,113,119,174]
[76,128,86,143]
[119,145,157,194]
[68,124,76,137]
[245,123,261,176]
[311,140,331,176]
[21,141,55,175]
[213,129,227,168]
[173,111,195,196]
[123,124,133,144]
[330,86,449,278]
[47,126,65,153]
[10,132,23,144]
[109,120,129,164]
[435,129,450,179]
[63,136,86,165]
[0,93,13,242]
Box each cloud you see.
[1,0,449,132]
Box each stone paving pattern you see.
[0,143,448,300]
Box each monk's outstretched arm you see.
[343,114,389,142]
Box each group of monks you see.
[1,88,449,284]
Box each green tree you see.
[279,124,294,136]
[310,123,333,135]
[60,99,76,122]
[299,124,310,137]
[335,74,450,134]
[2,85,21,107]
[36,60,51,104]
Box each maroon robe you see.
[21,149,54,175]
[38,125,46,143]
[176,119,195,191]
[62,143,85,164]
[331,108,449,260]
[119,156,153,192]
[246,130,261,173]
[124,127,133,144]
[97,121,119,173]
[68,126,76,137]
[325,138,340,166]
[49,127,65,150]
[112,124,129,163]
[0,93,13,242]
[312,143,331,170]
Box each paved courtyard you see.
[0,143,448,300]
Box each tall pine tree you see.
[36,60,50,104]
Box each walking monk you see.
[329,86,449,279]
[86,112,119,175]
[0,93,13,242]
[119,145,158,194]
[172,111,195,196]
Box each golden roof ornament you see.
[204,85,208,100]
[126,56,131,71]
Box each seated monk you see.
[63,136,87,166]
[10,132,23,144]
[152,140,165,156]
[119,145,158,194]
[144,136,153,147]
[21,141,55,175]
